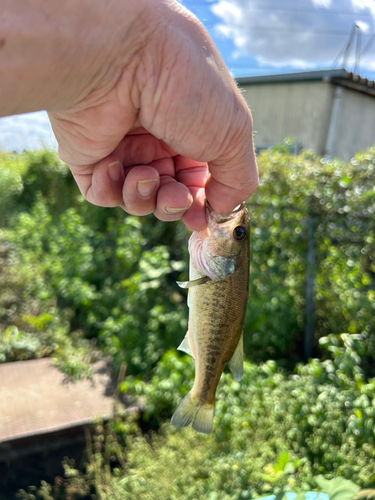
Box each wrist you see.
[0,0,154,116]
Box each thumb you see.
[205,106,258,213]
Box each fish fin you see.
[177,276,211,289]
[193,404,215,435]
[171,391,214,435]
[177,333,193,357]
[227,334,243,382]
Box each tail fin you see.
[171,391,214,434]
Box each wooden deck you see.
[0,358,134,460]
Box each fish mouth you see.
[206,200,246,223]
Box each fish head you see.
[188,201,250,280]
[205,201,250,260]
[186,201,250,280]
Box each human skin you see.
[0,0,258,230]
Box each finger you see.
[205,109,259,213]
[173,156,208,230]
[121,165,160,216]
[182,187,207,231]
[154,179,193,221]
[113,133,176,167]
[69,154,124,207]
[174,156,208,189]
[121,156,177,215]
[205,166,259,214]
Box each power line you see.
[344,24,357,68]
[355,25,362,74]
[359,33,375,60]
[332,23,374,73]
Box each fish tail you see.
[171,391,214,435]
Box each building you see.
[236,69,375,159]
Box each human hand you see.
[2,0,258,230]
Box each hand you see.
[1,0,258,230]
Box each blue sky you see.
[184,0,375,78]
[1,0,375,152]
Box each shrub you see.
[1,147,375,373]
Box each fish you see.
[171,201,250,434]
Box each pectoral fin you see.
[177,276,211,288]
[227,334,243,382]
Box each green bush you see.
[1,147,374,373]
[248,147,375,365]
[1,147,374,498]
[0,151,189,376]
[17,333,372,499]
[99,331,373,499]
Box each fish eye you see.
[233,225,247,241]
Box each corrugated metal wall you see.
[239,79,375,159]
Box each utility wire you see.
[359,33,375,60]
[355,26,361,74]
[343,24,357,68]
[333,23,373,73]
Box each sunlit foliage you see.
[248,146,375,366]
[0,146,374,498]
[1,147,374,376]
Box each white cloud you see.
[214,1,243,21]
[0,112,57,152]
[313,0,332,7]
[211,0,375,73]
[355,20,370,32]
[353,0,375,16]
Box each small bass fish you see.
[171,201,250,434]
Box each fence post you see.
[304,210,316,362]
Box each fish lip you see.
[206,200,246,223]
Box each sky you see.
[1,0,375,152]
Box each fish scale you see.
[172,202,250,434]
[191,269,248,402]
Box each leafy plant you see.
[1,147,375,498]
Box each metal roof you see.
[236,69,347,84]
[236,69,375,97]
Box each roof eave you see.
[235,69,349,85]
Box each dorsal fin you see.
[178,333,193,357]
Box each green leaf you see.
[339,176,351,188]
[275,452,290,471]
[315,475,360,500]
[283,462,295,475]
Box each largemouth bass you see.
[171,201,250,434]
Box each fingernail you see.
[108,161,121,182]
[137,179,158,199]
[165,206,190,214]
